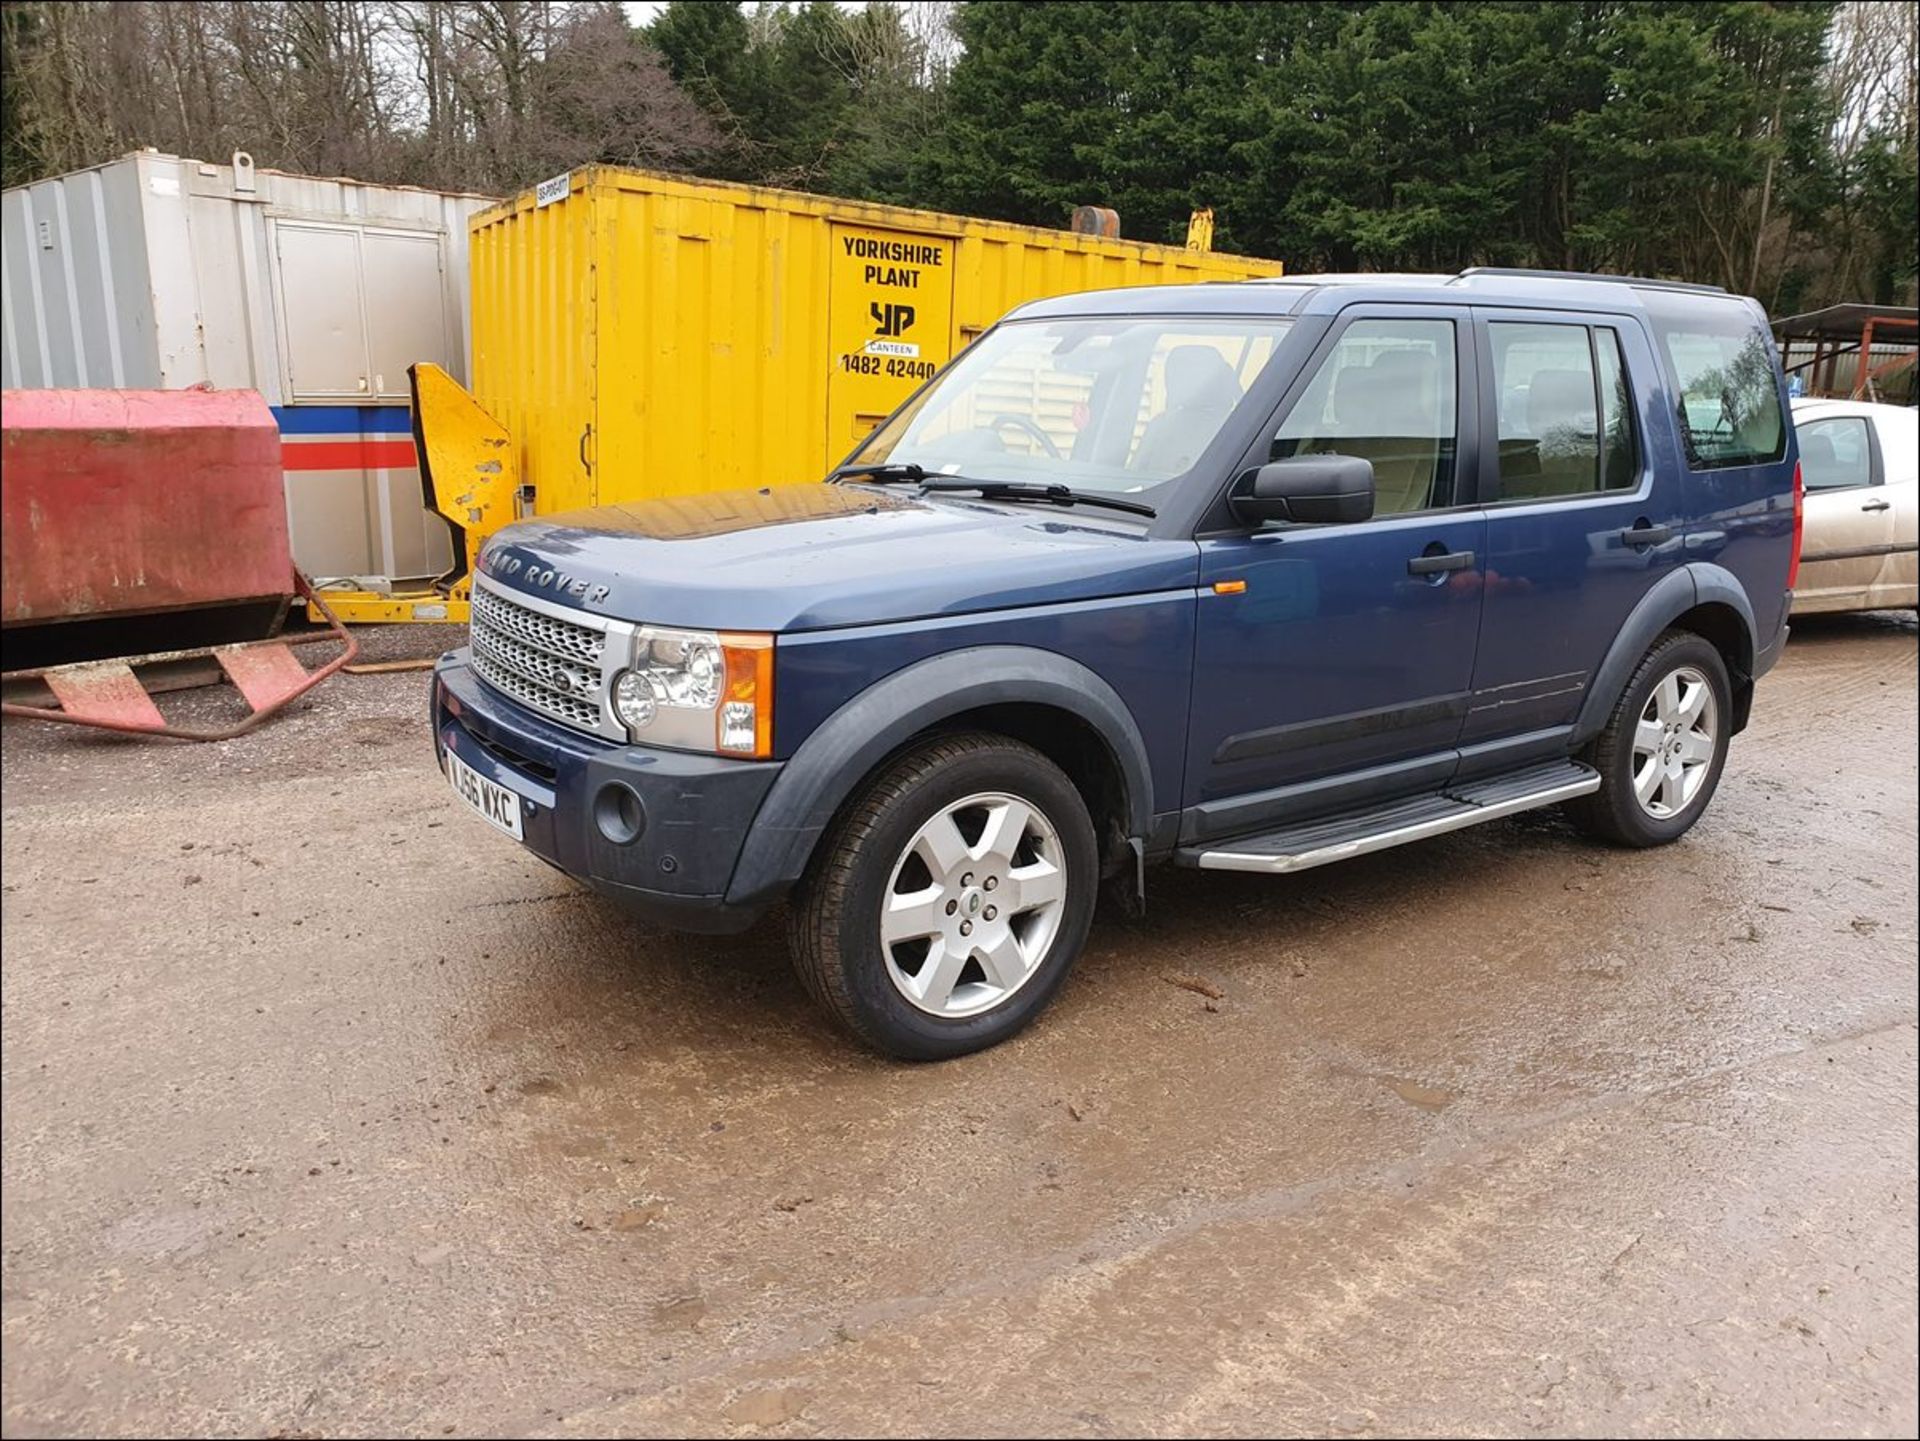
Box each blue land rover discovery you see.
[433,269,1802,1059]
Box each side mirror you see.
[1229,455,1375,527]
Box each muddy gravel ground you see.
[3,613,1915,1439]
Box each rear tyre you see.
[789,732,1098,1060]
[1565,630,1732,847]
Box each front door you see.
[1185,310,1487,839]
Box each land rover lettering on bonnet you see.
[481,547,612,606]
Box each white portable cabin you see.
[2,149,493,585]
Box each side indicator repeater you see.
[1213,579,1248,595]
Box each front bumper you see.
[432,650,783,933]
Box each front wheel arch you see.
[726,647,1155,908]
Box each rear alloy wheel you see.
[1629,664,1719,819]
[1566,630,1732,847]
[790,733,1098,1060]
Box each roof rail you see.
[1454,266,1728,296]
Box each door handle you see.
[1406,550,1474,575]
[1861,499,1891,512]
[1620,522,1673,548]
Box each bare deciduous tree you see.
[0,0,722,193]
[1813,0,1920,301]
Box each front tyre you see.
[789,732,1098,1060]
[1566,630,1732,847]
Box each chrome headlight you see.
[612,625,772,758]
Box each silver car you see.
[1790,397,1919,614]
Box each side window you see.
[1595,329,1638,489]
[1797,417,1874,491]
[1653,316,1787,469]
[1489,322,1640,500]
[1273,318,1457,514]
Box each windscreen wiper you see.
[827,462,926,484]
[918,478,1156,518]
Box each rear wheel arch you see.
[1574,565,1759,745]
[1666,599,1756,731]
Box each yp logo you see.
[871,302,917,338]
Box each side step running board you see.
[1180,760,1601,875]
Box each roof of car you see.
[1007,267,1756,323]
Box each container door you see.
[362,230,449,402]
[272,220,458,580]
[275,223,371,400]
[826,224,957,460]
[364,231,455,575]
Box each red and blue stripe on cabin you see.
[273,404,432,577]
[274,405,417,471]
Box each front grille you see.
[469,583,608,735]
[471,584,602,664]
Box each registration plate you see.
[446,747,525,840]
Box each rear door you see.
[1795,411,1892,607]
[1458,308,1681,768]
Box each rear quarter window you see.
[1652,312,1786,470]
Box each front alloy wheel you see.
[790,733,1098,1060]
[881,792,1068,1018]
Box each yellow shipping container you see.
[468,166,1284,515]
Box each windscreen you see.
[848,316,1293,496]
